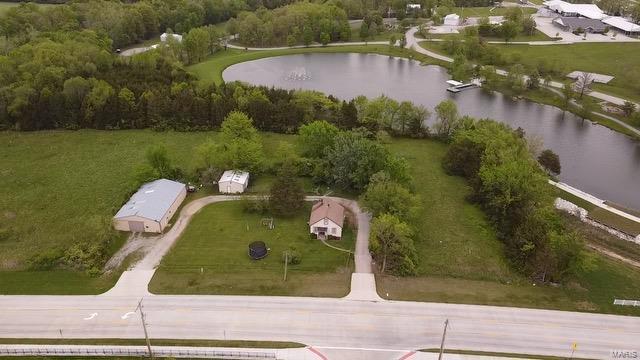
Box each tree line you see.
[229,2,351,46]
[0,0,245,51]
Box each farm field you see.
[149,201,356,296]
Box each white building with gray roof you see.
[113,179,186,233]
[218,170,250,194]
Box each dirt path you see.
[587,243,640,269]
[103,233,161,272]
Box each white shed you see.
[113,179,186,233]
[309,198,345,240]
[218,170,250,194]
[160,32,183,43]
[444,14,461,26]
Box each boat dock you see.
[446,79,478,93]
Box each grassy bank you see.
[0,338,304,348]
[382,138,640,316]
[418,41,640,139]
[149,201,355,296]
[187,45,448,84]
[489,43,640,104]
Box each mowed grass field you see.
[0,130,292,294]
[149,202,355,296]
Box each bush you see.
[28,248,64,270]
[240,196,270,214]
[282,247,302,265]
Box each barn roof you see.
[553,17,607,32]
[544,0,605,19]
[310,198,345,228]
[219,170,250,185]
[602,16,640,32]
[114,179,185,222]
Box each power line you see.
[136,298,153,360]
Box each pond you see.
[223,53,640,211]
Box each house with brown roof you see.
[309,198,345,240]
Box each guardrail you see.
[613,299,640,307]
[0,346,277,359]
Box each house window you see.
[324,219,328,225]
[331,227,336,234]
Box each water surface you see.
[223,53,640,210]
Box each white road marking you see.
[83,313,98,320]
[121,312,136,320]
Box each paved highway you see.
[1,294,639,359]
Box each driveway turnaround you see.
[1,196,639,359]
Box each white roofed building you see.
[160,32,183,43]
[602,16,640,35]
[309,198,345,240]
[113,179,186,233]
[218,170,250,194]
[543,0,606,19]
[444,14,461,26]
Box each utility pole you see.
[137,299,153,359]
[283,252,288,282]
[438,319,449,360]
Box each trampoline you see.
[248,241,268,260]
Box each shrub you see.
[282,247,302,265]
[240,196,270,214]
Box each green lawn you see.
[149,201,355,296]
[0,338,303,348]
[0,130,294,294]
[187,45,448,84]
[453,6,537,17]
[349,21,404,42]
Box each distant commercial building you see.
[553,17,608,33]
[543,0,606,19]
[602,16,640,35]
[218,170,250,194]
[544,0,640,36]
[113,179,186,233]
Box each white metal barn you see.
[160,32,183,42]
[443,14,460,26]
[113,179,186,233]
[309,198,345,240]
[218,170,250,194]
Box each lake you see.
[223,53,640,211]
